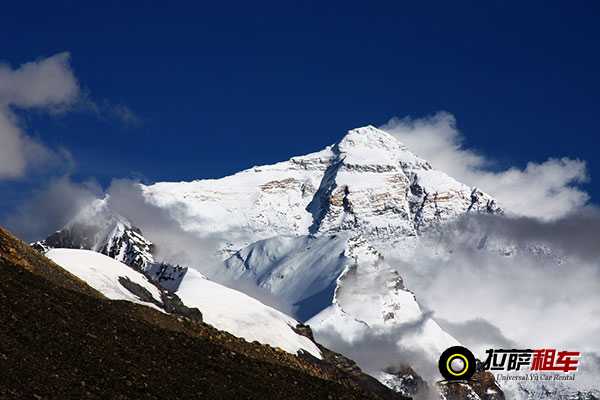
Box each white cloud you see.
[381,112,589,219]
[0,52,79,109]
[0,52,80,179]
[0,52,140,180]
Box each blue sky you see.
[1,1,599,236]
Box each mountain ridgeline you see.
[31,126,513,399]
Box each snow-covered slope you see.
[46,248,322,359]
[223,234,350,320]
[46,249,163,310]
[178,269,321,358]
[141,147,333,249]
[223,233,458,360]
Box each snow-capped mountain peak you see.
[34,125,506,398]
[32,196,189,292]
[139,126,500,253]
[335,125,428,170]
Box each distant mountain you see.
[32,198,154,270]
[32,198,187,292]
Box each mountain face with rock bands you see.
[34,126,518,399]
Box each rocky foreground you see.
[0,226,407,400]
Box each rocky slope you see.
[44,248,323,360]
[1,225,409,400]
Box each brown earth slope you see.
[0,226,408,400]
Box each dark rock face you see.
[98,227,154,271]
[118,276,203,323]
[117,276,161,306]
[159,291,203,323]
[144,262,187,292]
[36,224,100,251]
[31,201,155,273]
[294,323,316,341]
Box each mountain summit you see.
[35,125,504,399]
[141,125,500,247]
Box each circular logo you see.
[438,346,476,381]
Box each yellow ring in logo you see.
[446,353,469,377]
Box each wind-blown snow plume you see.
[381,112,589,219]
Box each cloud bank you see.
[385,211,600,388]
[313,211,600,391]
[381,112,589,219]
